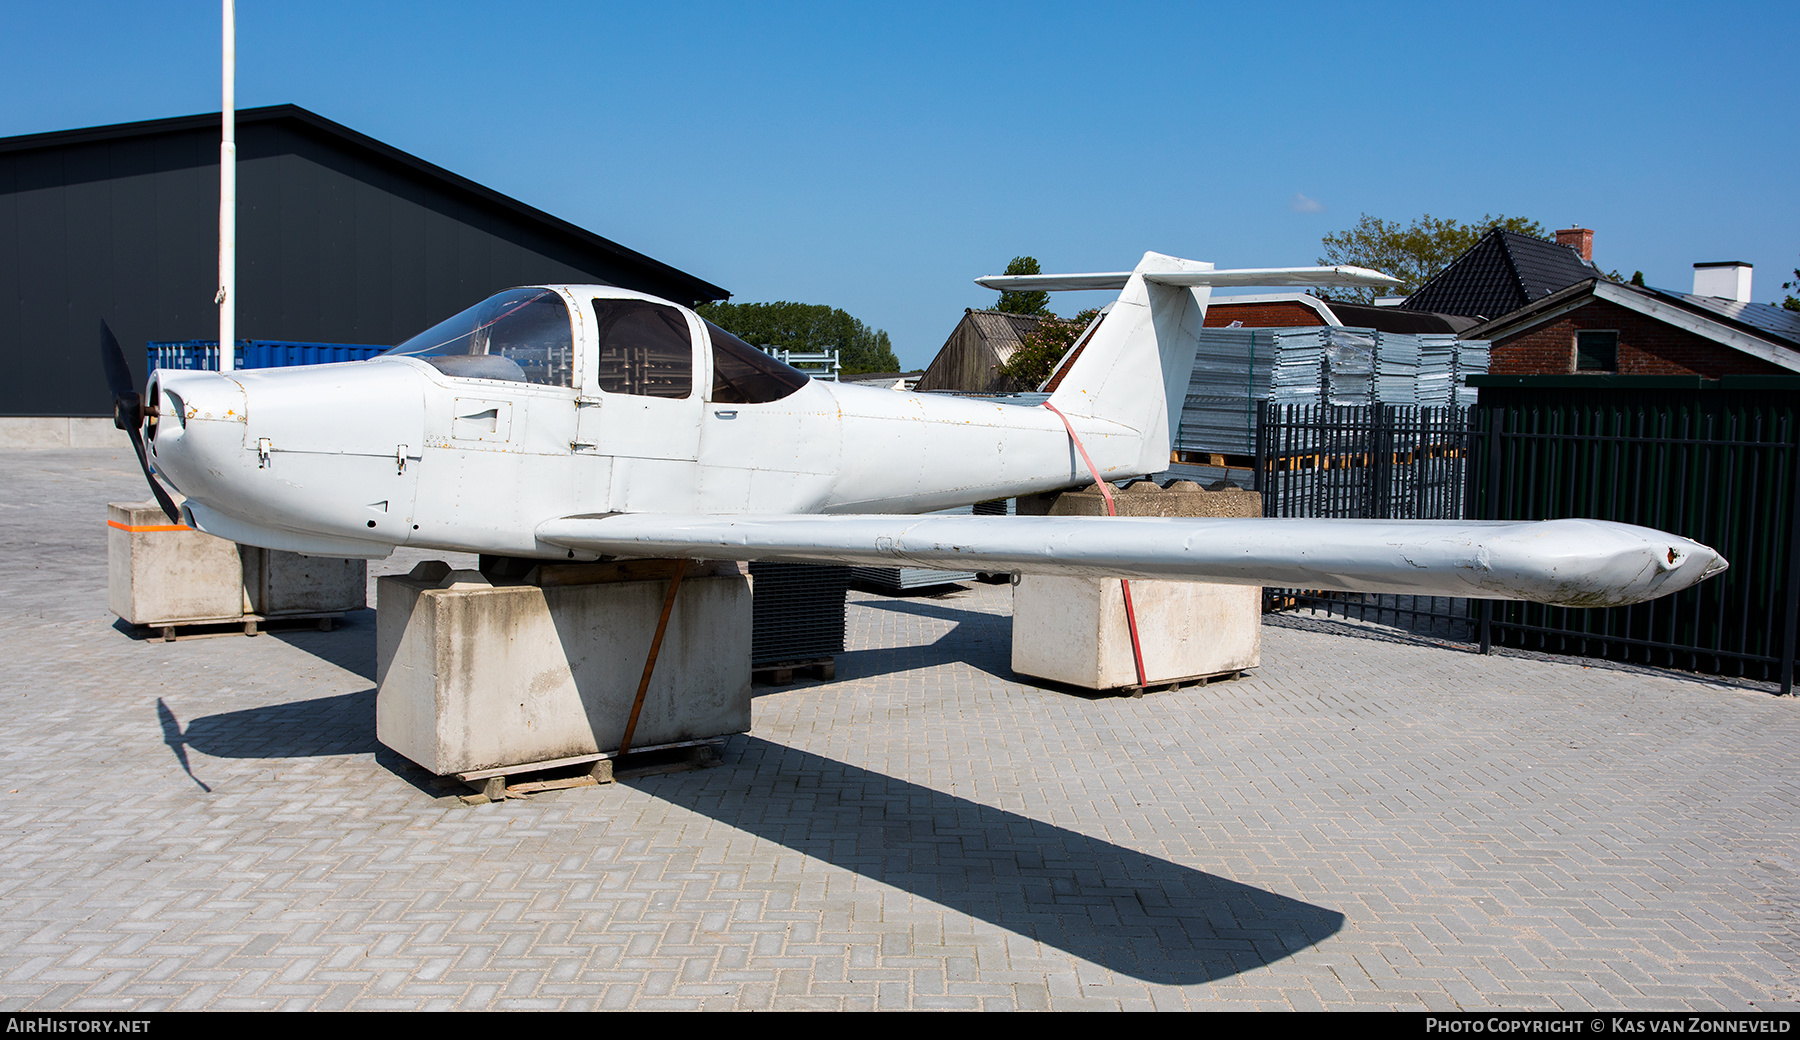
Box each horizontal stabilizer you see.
[975,265,1402,292]
[536,514,1726,608]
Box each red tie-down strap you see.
[1042,401,1149,690]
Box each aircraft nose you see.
[146,370,248,499]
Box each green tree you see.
[696,300,900,375]
[1318,213,1548,303]
[998,309,1099,390]
[995,256,1051,315]
[1783,259,1800,312]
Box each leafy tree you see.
[1783,259,1800,312]
[1630,271,1647,287]
[1318,213,1548,303]
[697,300,900,375]
[998,309,1099,389]
[995,256,1051,315]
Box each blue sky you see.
[4,1,1796,367]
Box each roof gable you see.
[1401,229,1598,320]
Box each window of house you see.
[1575,330,1618,372]
[591,298,693,398]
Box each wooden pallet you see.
[134,611,345,642]
[752,658,836,685]
[454,739,726,804]
[1120,668,1247,698]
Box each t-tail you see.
[976,252,1402,474]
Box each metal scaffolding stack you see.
[749,562,851,668]
[1175,325,1490,456]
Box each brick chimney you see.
[1555,227,1594,262]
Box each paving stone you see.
[0,448,1796,1011]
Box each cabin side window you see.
[706,321,811,403]
[591,299,694,398]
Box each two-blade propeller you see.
[100,321,183,524]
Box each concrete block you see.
[1012,575,1261,688]
[108,502,246,625]
[108,501,367,627]
[375,561,752,776]
[1011,480,1264,691]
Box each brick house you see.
[1462,269,1800,377]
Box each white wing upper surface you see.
[534,513,1727,608]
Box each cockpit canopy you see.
[385,287,573,385]
[384,287,811,403]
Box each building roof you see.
[1208,294,1478,334]
[1462,278,1800,373]
[1400,228,1601,320]
[962,309,1049,365]
[0,105,730,304]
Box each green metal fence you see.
[1468,375,1800,692]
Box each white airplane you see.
[106,251,1725,607]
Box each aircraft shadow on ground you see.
[173,689,378,759]
[828,593,1017,685]
[628,735,1345,986]
[163,691,1343,981]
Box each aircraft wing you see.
[534,513,1726,608]
[973,265,1402,292]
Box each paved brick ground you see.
[1,448,1795,1011]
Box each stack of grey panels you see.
[1375,333,1420,407]
[1416,335,1459,407]
[1455,340,1490,406]
[749,562,851,667]
[1271,330,1327,404]
[1323,329,1375,406]
[849,566,976,590]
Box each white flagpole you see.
[218,0,236,373]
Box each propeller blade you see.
[127,424,183,525]
[101,319,181,524]
[99,320,134,399]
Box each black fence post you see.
[1783,435,1800,696]
[1479,406,1502,655]
[1254,399,1268,495]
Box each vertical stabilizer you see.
[1045,252,1211,474]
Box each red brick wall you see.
[1205,302,1326,328]
[1490,298,1787,377]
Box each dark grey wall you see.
[0,118,718,416]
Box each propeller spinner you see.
[99,320,182,524]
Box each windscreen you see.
[707,322,810,403]
[385,288,574,386]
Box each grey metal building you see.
[0,104,729,418]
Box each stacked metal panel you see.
[1415,335,1460,408]
[1169,325,1495,455]
[849,566,977,590]
[1270,330,1327,404]
[1374,334,1420,406]
[1454,340,1490,406]
[1323,329,1375,406]
[749,562,851,667]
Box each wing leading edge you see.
[535,514,1727,608]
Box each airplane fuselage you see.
[148,285,1144,560]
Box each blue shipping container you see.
[147,340,390,372]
